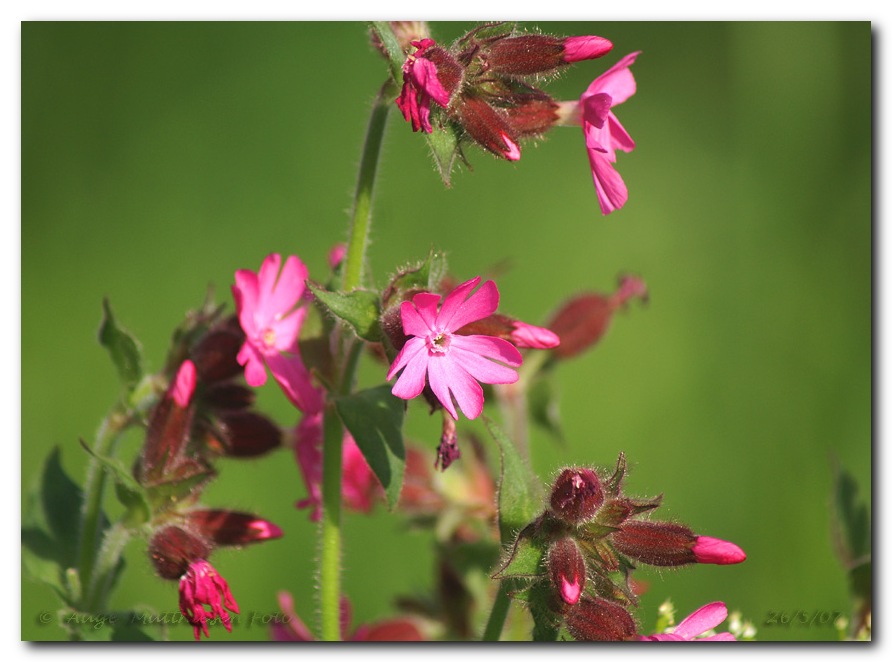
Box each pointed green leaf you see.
[369,21,405,84]
[335,384,406,510]
[79,440,151,528]
[308,282,383,342]
[39,447,84,565]
[425,123,466,187]
[493,525,547,580]
[831,460,871,566]
[384,249,449,301]
[483,416,543,545]
[98,298,143,391]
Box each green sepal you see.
[98,298,143,392]
[383,249,449,306]
[492,522,547,580]
[335,384,406,510]
[425,121,468,188]
[79,439,151,528]
[145,465,216,515]
[369,21,405,85]
[308,282,383,342]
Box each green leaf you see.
[369,21,405,84]
[98,298,143,391]
[79,440,151,528]
[483,416,543,545]
[385,249,449,300]
[492,524,547,580]
[527,376,564,444]
[308,282,383,342]
[830,459,870,566]
[335,385,406,510]
[425,122,467,187]
[145,466,215,514]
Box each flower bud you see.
[435,415,460,471]
[611,520,698,567]
[691,536,747,565]
[561,36,614,63]
[189,323,245,383]
[171,360,197,408]
[456,313,560,349]
[548,537,587,605]
[483,34,612,76]
[211,410,282,458]
[454,94,521,161]
[186,509,284,547]
[148,526,210,580]
[503,94,560,137]
[140,372,195,483]
[201,382,255,411]
[565,596,637,641]
[550,467,604,524]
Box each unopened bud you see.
[202,382,255,411]
[189,323,245,383]
[435,415,460,471]
[328,243,347,270]
[550,468,604,524]
[565,596,637,641]
[213,411,282,457]
[611,520,698,567]
[187,509,283,547]
[504,95,560,137]
[548,537,587,605]
[149,526,210,580]
[691,536,747,565]
[455,94,521,161]
[140,384,195,483]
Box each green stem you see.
[320,403,345,641]
[482,581,512,641]
[84,523,132,613]
[342,81,394,292]
[318,80,393,641]
[77,406,130,607]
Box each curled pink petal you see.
[692,536,747,565]
[171,360,197,408]
[510,322,560,349]
[562,35,614,62]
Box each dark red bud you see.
[503,95,560,137]
[213,411,282,458]
[421,46,463,97]
[190,324,245,383]
[550,468,604,524]
[565,596,637,641]
[355,620,425,642]
[186,509,283,547]
[454,94,521,161]
[202,382,256,411]
[484,35,566,76]
[548,537,587,605]
[148,526,209,580]
[547,293,613,360]
[140,390,194,484]
[611,520,698,567]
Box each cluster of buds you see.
[394,22,613,161]
[495,454,746,641]
[137,310,286,640]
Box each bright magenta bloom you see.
[396,39,452,134]
[692,536,747,565]
[580,51,640,215]
[294,409,379,522]
[640,602,737,641]
[232,253,322,413]
[387,277,522,420]
[178,559,239,640]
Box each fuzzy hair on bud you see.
[611,520,699,567]
[550,467,604,525]
[149,526,211,580]
[548,537,587,605]
[565,596,637,641]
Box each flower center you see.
[427,331,451,354]
[261,328,276,348]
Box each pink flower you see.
[271,591,424,642]
[178,559,239,641]
[579,52,640,215]
[396,39,452,134]
[640,602,737,641]
[692,536,747,565]
[386,277,522,420]
[294,409,380,522]
[232,253,322,413]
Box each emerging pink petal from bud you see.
[549,467,604,525]
[178,559,240,640]
[186,509,284,547]
[171,360,197,408]
[562,35,614,63]
[328,243,347,269]
[692,536,747,565]
[510,321,560,349]
[548,537,587,605]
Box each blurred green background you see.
[21,21,870,641]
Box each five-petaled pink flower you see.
[232,253,322,413]
[579,51,640,215]
[179,559,240,641]
[396,39,452,134]
[640,601,737,641]
[387,277,522,420]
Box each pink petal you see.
[699,632,737,641]
[692,536,747,565]
[400,299,434,338]
[583,51,640,106]
[264,255,308,325]
[271,304,307,354]
[672,602,729,639]
[387,336,427,382]
[500,133,521,161]
[237,341,268,387]
[408,56,451,108]
[582,92,612,130]
[390,339,429,400]
[171,360,197,408]
[510,322,560,349]
[450,345,519,385]
[273,591,315,641]
[430,356,485,420]
[562,35,613,63]
[587,148,629,215]
[443,279,500,332]
[411,292,442,330]
[584,119,611,157]
[640,633,686,642]
[232,269,260,336]
[266,351,323,413]
[608,113,635,153]
[425,355,459,420]
[436,277,482,330]
[451,334,523,367]
[256,254,282,315]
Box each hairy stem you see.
[482,581,513,641]
[320,402,345,641]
